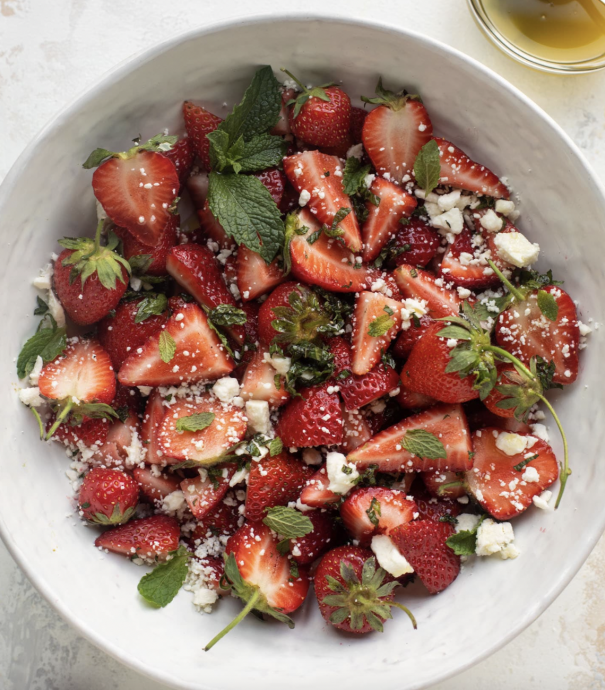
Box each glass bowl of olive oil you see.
[468,0,605,73]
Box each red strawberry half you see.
[240,345,290,408]
[390,218,441,268]
[236,245,286,302]
[182,101,222,171]
[290,511,338,565]
[133,466,180,503]
[114,213,178,277]
[181,464,236,519]
[298,466,340,508]
[95,514,180,561]
[78,467,139,524]
[164,137,195,186]
[393,265,461,318]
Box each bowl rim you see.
[1,12,604,690]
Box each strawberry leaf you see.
[401,429,446,460]
[175,412,215,433]
[137,546,189,608]
[262,506,313,538]
[158,331,176,363]
[413,140,441,195]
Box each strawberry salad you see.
[16,66,592,648]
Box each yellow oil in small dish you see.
[472,0,605,71]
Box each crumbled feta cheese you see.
[457,287,471,299]
[298,189,311,207]
[162,490,187,515]
[530,423,550,443]
[431,208,464,235]
[18,386,45,407]
[495,199,516,217]
[364,173,375,189]
[371,535,413,577]
[245,400,271,435]
[480,209,504,233]
[522,466,540,483]
[533,489,553,510]
[578,321,592,337]
[33,263,53,291]
[436,189,461,213]
[229,466,249,487]
[493,232,540,268]
[137,386,153,397]
[475,518,519,559]
[212,377,240,403]
[123,429,147,467]
[347,143,364,160]
[28,356,44,385]
[326,451,359,495]
[495,432,528,456]
[48,289,66,328]
[263,352,291,376]
[455,513,480,533]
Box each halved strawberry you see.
[164,138,195,186]
[118,302,234,386]
[236,245,286,302]
[495,285,580,385]
[255,168,286,206]
[114,213,178,277]
[361,177,417,263]
[466,428,559,520]
[395,383,437,410]
[97,297,169,370]
[157,395,247,466]
[464,400,532,434]
[402,322,480,403]
[339,409,375,453]
[94,514,180,560]
[192,500,241,539]
[390,519,460,594]
[410,481,462,521]
[289,209,378,293]
[434,138,509,199]
[245,451,311,522]
[182,101,222,171]
[421,470,466,500]
[340,365,400,411]
[340,487,416,546]
[133,466,180,503]
[140,390,171,465]
[240,346,290,408]
[361,82,433,183]
[290,511,338,565]
[275,384,344,448]
[181,464,236,519]
[93,150,179,246]
[283,151,361,252]
[483,364,517,418]
[391,313,433,358]
[298,466,340,508]
[438,227,501,289]
[166,243,244,345]
[78,467,139,524]
[90,407,140,468]
[186,170,209,210]
[393,265,461,318]
[350,291,403,375]
[51,417,110,448]
[390,218,441,268]
[197,201,234,249]
[347,403,472,473]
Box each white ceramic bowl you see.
[1,15,604,690]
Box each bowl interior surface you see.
[0,16,604,690]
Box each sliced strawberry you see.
[133,466,180,503]
[290,511,338,565]
[157,395,247,466]
[395,383,437,410]
[438,227,501,289]
[391,313,433,358]
[271,88,294,136]
[237,300,260,369]
[496,285,580,385]
[181,464,236,519]
[182,101,222,171]
[340,364,400,411]
[464,400,532,434]
[240,345,290,408]
[361,177,417,263]
[410,481,462,522]
[90,407,140,468]
[186,170,209,210]
[97,297,169,370]
[114,214,178,277]
[340,487,416,546]
[298,466,340,508]
[466,428,559,520]
[283,151,361,252]
[435,138,509,199]
[402,322,479,403]
[166,243,244,345]
[245,451,311,522]
[421,470,466,500]
[347,403,473,473]
[236,245,286,302]
[51,417,110,448]
[393,265,461,318]
[78,467,139,524]
[350,291,403,375]
[255,168,286,206]
[140,390,171,465]
[390,520,460,594]
[390,218,441,268]
[362,89,433,183]
[275,384,344,448]
[39,338,116,404]
[196,202,235,249]
[192,500,241,539]
[349,107,367,144]
[118,302,234,387]
[289,209,377,293]
[164,138,195,186]
[94,514,180,560]
[339,409,375,453]
[93,150,179,246]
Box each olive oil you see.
[480,0,605,64]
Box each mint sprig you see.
[137,546,190,608]
[17,312,67,380]
[413,140,441,195]
[401,429,447,460]
[446,516,485,556]
[262,506,313,538]
[175,412,215,433]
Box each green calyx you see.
[281,68,335,119]
[45,398,118,441]
[361,77,421,111]
[82,133,178,169]
[59,221,131,290]
[322,556,416,633]
[204,553,294,651]
[89,503,136,526]
[270,284,334,345]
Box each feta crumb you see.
[455,513,480,533]
[347,143,364,160]
[522,466,540,483]
[495,432,528,456]
[298,189,311,207]
[495,199,516,217]
[457,287,471,299]
[212,376,240,403]
[371,535,413,577]
[18,386,45,407]
[493,232,540,268]
[476,518,519,559]
[431,207,464,235]
[480,209,504,233]
[28,355,44,385]
[437,189,461,212]
[533,489,553,510]
[326,451,359,495]
[245,400,271,435]
[578,321,592,337]
[530,423,550,443]
[229,466,250,487]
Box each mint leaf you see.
[235,134,288,173]
[368,313,395,337]
[17,319,67,379]
[342,157,372,197]
[262,506,314,538]
[413,140,441,195]
[135,293,168,323]
[208,304,248,327]
[401,429,447,460]
[537,290,558,322]
[158,330,176,363]
[446,516,485,556]
[207,130,233,172]
[218,66,282,144]
[33,296,49,316]
[513,454,539,472]
[175,412,215,433]
[365,497,382,527]
[207,172,284,263]
[128,254,154,276]
[137,546,189,608]
[268,437,283,456]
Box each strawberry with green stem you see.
[437,292,570,507]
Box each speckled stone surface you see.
[1,2,605,689]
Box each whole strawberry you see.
[282,69,351,147]
[314,545,416,634]
[53,222,130,325]
[78,467,139,525]
[182,101,223,170]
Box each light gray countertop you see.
[1,1,605,688]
